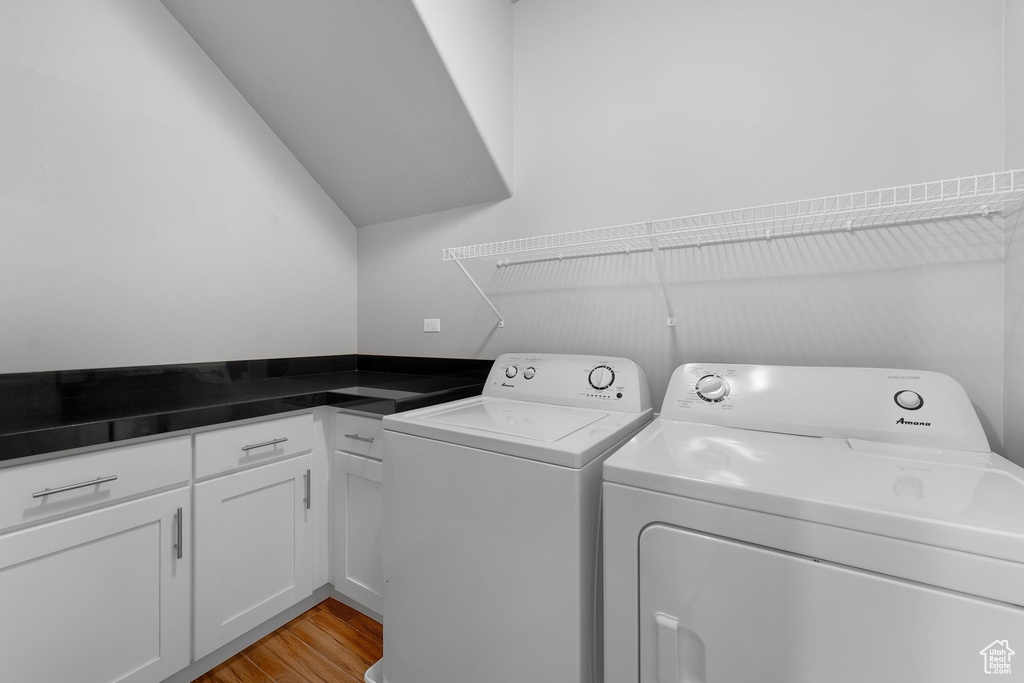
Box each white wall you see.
[412,0,514,190]
[359,0,1008,449]
[1005,0,1024,464]
[0,0,358,372]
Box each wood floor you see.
[194,599,382,683]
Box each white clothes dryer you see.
[604,363,1024,683]
[380,353,653,683]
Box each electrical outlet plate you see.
[423,318,441,333]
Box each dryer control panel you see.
[484,353,652,413]
[661,363,990,452]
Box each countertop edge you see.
[0,372,486,464]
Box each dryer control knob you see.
[589,366,615,391]
[696,374,730,402]
[523,367,536,380]
[894,390,923,410]
[505,365,518,379]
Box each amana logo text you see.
[896,417,931,427]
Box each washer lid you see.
[604,418,1024,564]
[423,400,606,442]
[385,396,653,468]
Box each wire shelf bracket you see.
[452,258,504,328]
[647,223,677,327]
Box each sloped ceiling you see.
[161,0,511,227]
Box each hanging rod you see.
[444,170,1024,266]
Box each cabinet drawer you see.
[334,412,384,460]
[194,412,313,480]
[0,435,191,533]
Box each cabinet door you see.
[0,487,190,683]
[333,451,384,614]
[194,454,313,659]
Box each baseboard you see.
[163,584,332,683]
[330,586,383,623]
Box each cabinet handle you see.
[32,474,118,498]
[174,507,183,560]
[343,433,375,444]
[241,437,288,452]
[303,469,311,510]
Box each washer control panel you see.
[661,363,989,452]
[484,353,651,413]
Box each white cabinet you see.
[333,412,385,614]
[193,454,313,659]
[0,486,191,683]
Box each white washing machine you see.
[379,353,652,683]
[604,363,1024,683]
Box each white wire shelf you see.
[443,170,1024,265]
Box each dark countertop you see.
[323,371,487,415]
[0,355,490,463]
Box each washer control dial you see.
[505,365,518,379]
[588,365,615,391]
[894,390,923,410]
[696,374,730,402]
[523,367,536,380]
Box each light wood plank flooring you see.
[194,599,382,683]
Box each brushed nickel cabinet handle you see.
[303,469,311,510]
[33,475,118,499]
[344,433,375,444]
[174,507,183,560]
[241,437,288,452]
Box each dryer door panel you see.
[639,525,1024,683]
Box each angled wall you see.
[162,0,511,227]
[412,0,514,191]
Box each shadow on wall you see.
[1004,204,1024,465]
[457,217,1005,451]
